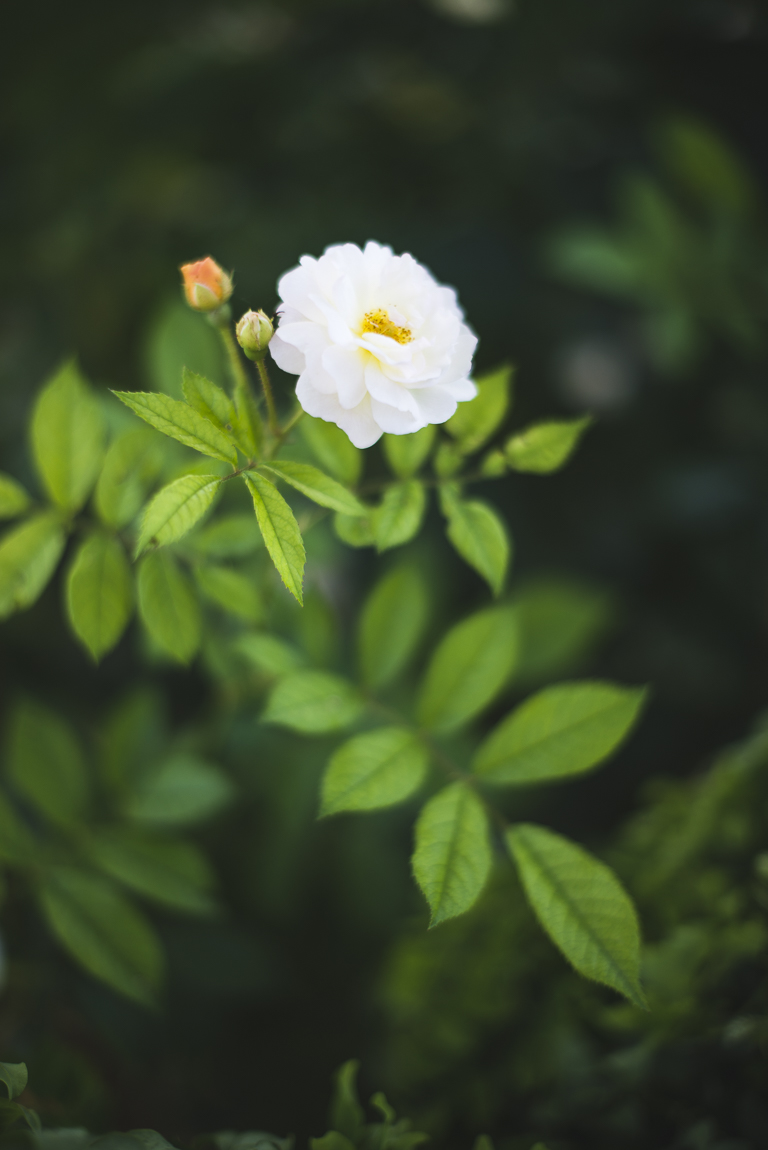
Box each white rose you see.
[269,241,478,449]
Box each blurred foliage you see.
[2,1,768,1149]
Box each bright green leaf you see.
[136,473,220,555]
[446,365,513,453]
[244,471,305,604]
[31,360,106,512]
[137,551,201,664]
[506,822,647,1007]
[417,606,519,733]
[440,486,510,595]
[235,632,306,677]
[124,754,234,826]
[358,564,429,690]
[372,481,426,552]
[182,368,237,433]
[67,532,134,660]
[111,391,237,465]
[262,670,363,733]
[0,512,66,619]
[261,461,366,517]
[506,417,591,474]
[194,564,263,622]
[320,728,429,816]
[299,416,362,486]
[187,513,262,559]
[38,867,164,1006]
[0,475,31,519]
[412,783,492,925]
[95,428,163,530]
[7,700,89,827]
[382,426,436,478]
[232,378,263,458]
[474,681,647,785]
[87,828,216,914]
[0,1065,27,1101]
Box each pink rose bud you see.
[236,309,274,360]
[180,256,234,312]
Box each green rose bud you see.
[236,309,274,360]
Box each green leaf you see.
[66,532,133,660]
[445,365,512,453]
[358,564,429,690]
[244,471,305,604]
[7,700,89,827]
[232,378,263,458]
[124,754,234,826]
[87,828,216,914]
[137,551,201,664]
[182,368,237,434]
[0,475,31,519]
[372,481,426,551]
[0,512,66,619]
[31,360,106,512]
[506,417,591,474]
[0,790,37,864]
[111,391,237,465]
[512,577,614,686]
[320,728,429,816]
[417,606,519,733]
[382,425,436,478]
[194,564,263,622]
[656,114,757,217]
[299,415,363,486]
[440,486,510,595]
[474,681,647,785]
[235,632,306,677]
[546,228,640,295]
[506,823,646,1007]
[261,461,366,517]
[329,1061,365,1144]
[37,866,164,1005]
[95,428,163,530]
[0,1065,27,1101]
[136,473,221,555]
[333,512,374,548]
[262,670,363,733]
[310,1136,355,1150]
[187,513,262,559]
[412,783,492,926]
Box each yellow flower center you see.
[361,309,413,345]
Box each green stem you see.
[216,323,250,396]
[255,356,279,436]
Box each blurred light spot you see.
[557,339,636,412]
[654,463,749,529]
[428,0,512,23]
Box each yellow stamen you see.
[361,308,413,345]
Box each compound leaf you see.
[412,783,492,926]
[111,391,237,465]
[262,461,366,517]
[193,564,263,622]
[7,700,89,827]
[262,670,363,734]
[506,822,646,1007]
[87,828,216,914]
[137,550,200,663]
[125,754,234,826]
[32,360,106,512]
[136,473,220,555]
[95,428,163,530]
[441,486,510,595]
[506,417,591,474]
[320,727,428,816]
[372,481,426,552]
[67,531,133,660]
[446,365,512,453]
[0,512,66,619]
[0,475,31,520]
[38,866,163,1006]
[382,426,436,478]
[244,471,305,604]
[417,606,519,733]
[358,564,429,690]
[182,368,236,433]
[474,681,647,785]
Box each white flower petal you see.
[322,345,367,409]
[269,333,305,375]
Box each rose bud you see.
[180,256,234,312]
[236,309,274,360]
